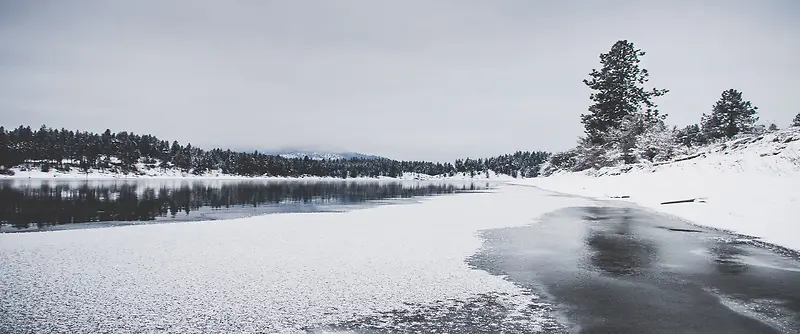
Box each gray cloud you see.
[1,0,798,161]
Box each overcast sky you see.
[1,1,798,161]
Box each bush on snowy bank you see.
[542,114,681,175]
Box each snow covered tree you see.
[634,121,676,162]
[793,112,800,127]
[752,124,768,135]
[601,112,675,163]
[700,112,723,141]
[674,124,704,147]
[768,123,778,132]
[0,126,15,173]
[702,89,758,140]
[581,40,669,144]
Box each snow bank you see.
[518,128,800,251]
[0,185,589,333]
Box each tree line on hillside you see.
[0,125,550,178]
[547,39,799,173]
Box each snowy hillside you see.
[519,127,800,251]
[593,128,800,177]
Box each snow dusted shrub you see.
[599,113,647,164]
[634,122,678,162]
[674,124,705,148]
[572,137,618,170]
[746,124,767,136]
[604,113,678,163]
[543,150,578,175]
[553,113,680,173]
[545,138,620,174]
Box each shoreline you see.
[0,168,516,182]
[514,171,800,252]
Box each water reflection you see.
[710,242,749,275]
[582,207,659,276]
[0,180,483,232]
[472,205,799,333]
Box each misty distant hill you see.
[266,150,385,160]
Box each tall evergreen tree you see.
[793,112,800,127]
[581,40,669,144]
[701,89,758,140]
[0,126,13,172]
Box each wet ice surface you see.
[469,205,800,333]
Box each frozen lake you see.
[7,183,795,333]
[0,179,490,233]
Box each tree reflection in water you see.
[583,207,659,276]
[1,181,479,230]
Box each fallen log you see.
[661,198,697,205]
[673,152,705,163]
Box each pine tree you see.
[768,123,778,131]
[702,89,759,140]
[700,112,723,140]
[675,124,704,147]
[0,126,13,172]
[793,112,800,127]
[581,40,669,144]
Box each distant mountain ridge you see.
[266,150,385,161]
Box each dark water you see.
[468,205,800,333]
[0,179,487,233]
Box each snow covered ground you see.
[0,184,589,333]
[517,128,800,251]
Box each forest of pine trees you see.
[0,125,550,178]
